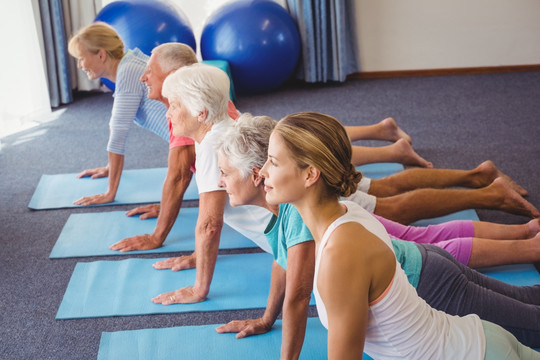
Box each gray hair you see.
[162,63,230,124]
[216,113,276,178]
[151,42,198,74]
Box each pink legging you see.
[373,215,475,265]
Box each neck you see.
[193,122,214,143]
[237,183,279,216]
[293,193,345,244]
[102,56,122,83]
[268,203,280,216]
[255,187,280,216]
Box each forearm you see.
[193,191,226,298]
[193,223,222,298]
[153,145,195,243]
[106,151,124,198]
[281,242,316,359]
[261,262,287,327]
[152,175,192,242]
[281,293,311,359]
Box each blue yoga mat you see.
[98,318,538,359]
[49,191,478,260]
[478,263,540,286]
[28,168,198,210]
[98,318,333,360]
[49,198,476,260]
[358,162,403,179]
[50,208,256,258]
[56,248,537,321]
[57,253,317,319]
[30,164,401,210]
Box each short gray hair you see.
[151,42,198,74]
[216,113,276,178]
[162,63,230,124]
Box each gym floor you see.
[1,71,539,358]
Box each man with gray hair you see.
[110,43,240,252]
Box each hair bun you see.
[338,164,362,197]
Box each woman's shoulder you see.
[116,49,147,85]
[329,221,379,249]
[339,201,394,249]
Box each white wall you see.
[354,0,540,72]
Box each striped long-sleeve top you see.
[107,48,169,154]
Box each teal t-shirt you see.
[263,203,423,288]
[391,238,422,288]
[264,203,313,270]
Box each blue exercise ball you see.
[95,0,196,90]
[201,0,301,94]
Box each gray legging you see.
[415,244,540,348]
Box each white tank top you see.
[313,201,485,360]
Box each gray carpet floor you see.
[1,71,539,359]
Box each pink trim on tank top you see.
[369,276,395,306]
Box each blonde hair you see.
[152,43,198,74]
[274,112,362,198]
[68,22,124,60]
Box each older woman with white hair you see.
[150,63,272,304]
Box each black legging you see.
[414,243,540,348]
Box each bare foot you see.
[476,160,528,196]
[490,178,540,218]
[394,139,433,168]
[527,218,540,237]
[380,118,412,144]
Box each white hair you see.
[151,42,197,74]
[162,63,230,124]
[216,113,276,178]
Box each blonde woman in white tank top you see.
[259,111,539,359]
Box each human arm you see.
[318,225,372,359]
[110,145,195,251]
[74,151,124,205]
[216,260,286,338]
[151,190,227,304]
[280,241,315,359]
[320,223,396,359]
[74,71,143,205]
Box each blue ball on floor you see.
[95,0,196,91]
[201,0,301,94]
[95,0,196,54]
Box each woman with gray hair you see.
[150,63,272,305]
[214,112,540,355]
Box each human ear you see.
[97,48,107,62]
[198,109,208,122]
[304,166,321,188]
[251,167,264,186]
